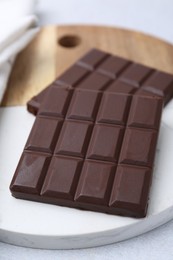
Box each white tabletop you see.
[1,0,173,259]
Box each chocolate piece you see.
[11,152,51,194]
[67,89,101,121]
[96,56,131,78]
[109,165,151,216]
[97,92,131,125]
[54,120,93,158]
[27,49,173,115]
[56,65,89,87]
[86,124,124,162]
[119,128,157,167]
[74,161,115,205]
[106,80,136,94]
[27,88,48,115]
[77,71,111,91]
[41,156,83,200]
[25,117,63,153]
[142,71,173,104]
[77,48,109,70]
[39,87,72,118]
[10,84,163,218]
[127,95,163,129]
[119,63,153,87]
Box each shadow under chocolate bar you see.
[27,48,173,115]
[10,81,163,217]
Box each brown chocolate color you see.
[54,120,93,158]
[77,48,109,70]
[77,71,111,91]
[27,49,173,114]
[10,84,163,218]
[119,128,157,167]
[119,63,153,87]
[109,165,151,216]
[67,89,101,121]
[97,92,131,125]
[142,71,173,104]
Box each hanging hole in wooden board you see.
[58,35,81,48]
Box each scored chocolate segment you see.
[86,125,124,162]
[109,165,151,216]
[77,48,109,70]
[27,87,48,115]
[10,152,51,194]
[27,48,173,115]
[10,86,163,218]
[25,117,62,154]
[119,128,157,167]
[119,63,153,87]
[106,80,136,94]
[75,161,116,206]
[128,95,163,129]
[56,65,89,87]
[97,56,131,78]
[67,89,102,121]
[55,121,93,158]
[41,156,83,200]
[142,71,173,104]
[39,87,72,118]
[97,92,131,125]
[77,71,111,91]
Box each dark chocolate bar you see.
[10,84,163,218]
[27,49,173,115]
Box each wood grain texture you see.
[2,25,173,106]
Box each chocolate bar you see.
[27,49,173,115]
[10,84,163,218]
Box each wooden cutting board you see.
[2,25,173,107]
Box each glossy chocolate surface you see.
[10,83,163,218]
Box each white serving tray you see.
[0,101,173,249]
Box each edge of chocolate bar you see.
[27,48,173,115]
